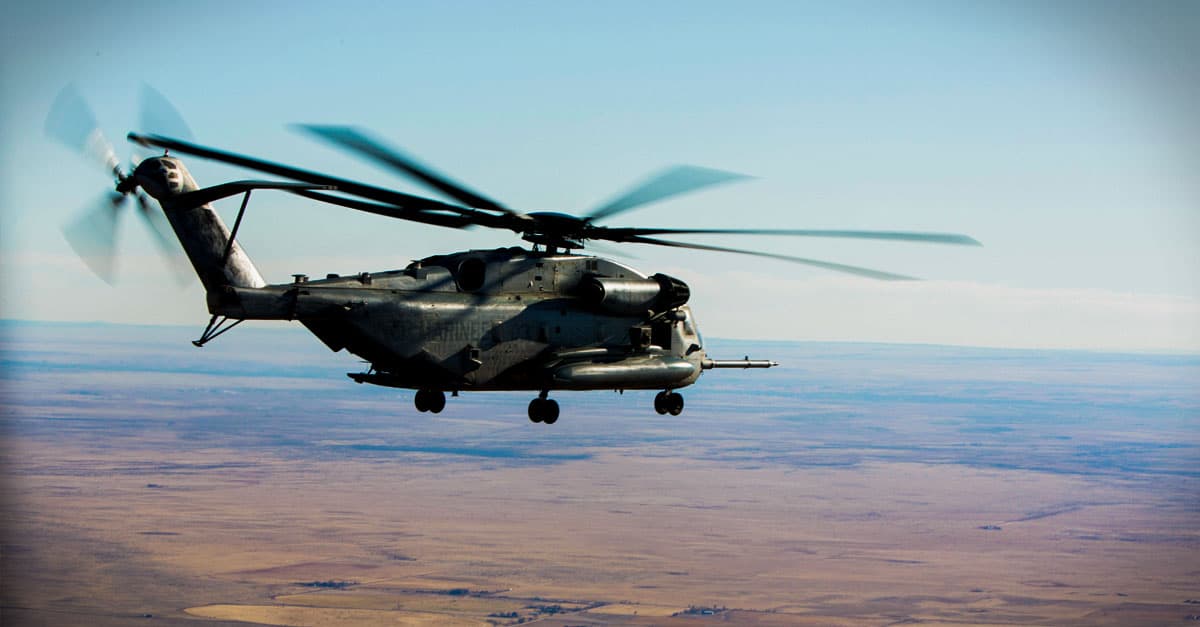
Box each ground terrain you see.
[2,321,1198,625]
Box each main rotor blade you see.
[624,235,917,281]
[600,227,981,246]
[62,192,124,283]
[46,84,120,177]
[134,193,192,285]
[139,83,194,141]
[296,125,515,215]
[128,133,508,229]
[586,165,751,223]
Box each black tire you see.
[668,392,684,416]
[528,398,544,423]
[543,399,560,424]
[654,391,669,415]
[428,390,446,414]
[414,389,430,413]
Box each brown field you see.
[5,438,1197,625]
[2,323,1198,625]
[586,604,683,616]
[184,604,490,626]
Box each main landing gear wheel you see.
[528,396,559,424]
[414,388,446,413]
[654,391,684,416]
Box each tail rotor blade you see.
[135,193,192,285]
[62,192,125,283]
[45,84,120,177]
[45,84,96,150]
[139,83,194,142]
[586,165,751,223]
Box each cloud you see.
[680,271,1200,352]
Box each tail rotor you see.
[47,84,192,284]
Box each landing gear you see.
[654,390,684,416]
[528,391,559,424]
[414,388,446,413]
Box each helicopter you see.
[48,86,981,424]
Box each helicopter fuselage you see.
[213,248,710,393]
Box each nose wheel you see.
[414,388,446,413]
[654,391,684,416]
[528,392,559,424]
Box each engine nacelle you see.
[580,273,690,316]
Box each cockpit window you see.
[682,309,701,343]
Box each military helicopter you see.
[48,86,980,424]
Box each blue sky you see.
[1,1,1196,350]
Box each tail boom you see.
[132,156,265,291]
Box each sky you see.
[1,1,1197,351]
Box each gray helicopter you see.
[48,87,980,424]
